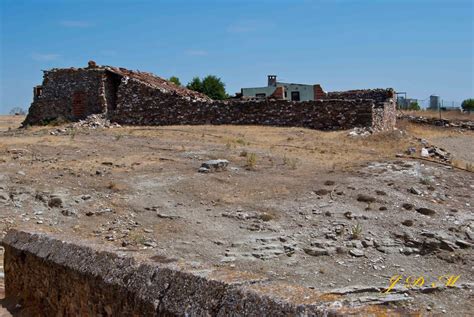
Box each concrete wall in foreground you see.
[2,230,351,316]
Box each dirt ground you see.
[0,115,473,315]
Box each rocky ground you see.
[0,115,473,315]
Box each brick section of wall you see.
[313,84,326,100]
[23,69,108,125]
[269,86,285,100]
[112,78,395,131]
[1,229,349,316]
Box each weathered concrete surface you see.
[2,229,358,316]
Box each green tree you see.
[186,75,227,100]
[408,101,420,111]
[186,77,203,92]
[169,76,181,86]
[201,75,227,100]
[461,99,474,112]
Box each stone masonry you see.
[1,229,389,316]
[23,63,397,131]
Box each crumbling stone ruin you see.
[24,62,397,131]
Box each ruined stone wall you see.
[112,79,394,130]
[372,102,397,131]
[1,230,340,316]
[23,69,107,125]
[326,89,395,103]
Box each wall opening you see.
[72,91,87,119]
[291,91,300,101]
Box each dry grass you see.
[401,110,474,121]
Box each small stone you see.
[0,192,9,201]
[402,219,414,227]
[324,211,332,217]
[375,190,386,196]
[304,247,329,257]
[200,159,229,172]
[402,203,414,210]
[48,197,63,208]
[61,209,76,217]
[86,211,95,216]
[344,211,353,219]
[314,189,330,196]
[409,187,422,195]
[455,239,472,249]
[349,249,364,257]
[324,180,335,186]
[357,194,376,203]
[198,167,210,173]
[379,206,387,211]
[416,207,436,216]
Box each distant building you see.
[241,75,325,101]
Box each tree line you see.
[169,75,227,100]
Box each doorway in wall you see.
[291,91,300,101]
[72,91,86,118]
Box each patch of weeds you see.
[107,181,125,192]
[115,134,123,141]
[419,176,432,185]
[466,163,474,172]
[69,128,77,140]
[236,138,247,146]
[129,232,146,245]
[259,213,274,222]
[246,153,257,170]
[239,150,248,157]
[350,223,363,240]
[282,156,298,170]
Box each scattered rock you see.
[416,207,436,216]
[379,206,387,211]
[0,192,9,201]
[402,219,414,227]
[314,189,330,196]
[199,159,229,173]
[304,247,331,257]
[61,209,76,217]
[157,213,180,219]
[356,194,376,203]
[48,197,63,208]
[349,249,364,257]
[409,187,422,195]
[455,239,472,249]
[324,180,335,186]
[402,203,414,210]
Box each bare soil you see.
[0,115,473,315]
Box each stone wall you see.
[23,65,396,131]
[23,68,109,125]
[112,78,395,131]
[327,89,396,103]
[1,229,354,316]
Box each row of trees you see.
[401,99,473,112]
[168,75,227,100]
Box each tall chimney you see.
[267,75,277,86]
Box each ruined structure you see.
[24,62,397,131]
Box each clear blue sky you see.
[1,0,473,113]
